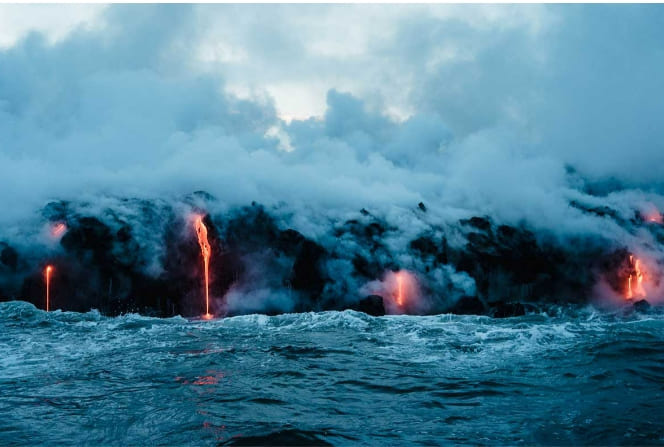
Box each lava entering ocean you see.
[44,265,53,312]
[396,271,405,306]
[361,269,421,314]
[626,255,646,300]
[389,270,422,313]
[194,215,213,319]
[9,195,664,317]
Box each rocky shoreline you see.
[1,192,662,318]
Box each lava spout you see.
[390,270,419,311]
[626,255,646,300]
[50,222,67,238]
[45,265,53,312]
[396,271,405,306]
[194,215,213,319]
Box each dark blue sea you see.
[1,301,663,446]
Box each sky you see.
[1,4,663,236]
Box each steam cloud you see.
[1,5,664,315]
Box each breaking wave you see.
[1,301,663,445]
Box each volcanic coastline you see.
[1,191,662,318]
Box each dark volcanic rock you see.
[409,234,448,267]
[461,216,492,232]
[61,217,114,265]
[41,200,70,222]
[350,295,386,316]
[334,216,389,243]
[490,302,526,318]
[410,235,439,258]
[0,195,644,318]
[0,243,18,271]
[451,216,601,305]
[291,240,327,299]
[277,229,306,256]
[224,204,280,252]
[633,299,651,313]
[447,296,486,315]
[333,214,397,285]
[569,200,621,220]
[51,214,173,315]
[224,206,329,309]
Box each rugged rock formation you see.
[0,193,661,317]
[348,295,385,317]
[0,243,18,272]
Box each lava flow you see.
[626,255,646,300]
[50,222,67,238]
[396,271,405,306]
[45,265,53,312]
[646,212,663,224]
[194,215,213,319]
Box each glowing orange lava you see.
[626,255,646,300]
[646,212,663,224]
[194,215,212,319]
[45,265,53,312]
[396,271,405,306]
[50,222,67,238]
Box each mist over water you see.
[2,301,663,446]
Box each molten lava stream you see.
[194,216,213,319]
[51,222,67,238]
[396,271,404,306]
[626,255,646,300]
[45,265,53,312]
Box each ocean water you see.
[1,301,663,446]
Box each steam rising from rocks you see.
[1,5,663,315]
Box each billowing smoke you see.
[1,5,663,316]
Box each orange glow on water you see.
[626,255,646,300]
[194,215,212,318]
[45,265,53,312]
[193,375,220,385]
[50,222,67,238]
[175,371,225,386]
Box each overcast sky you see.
[1,4,663,235]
